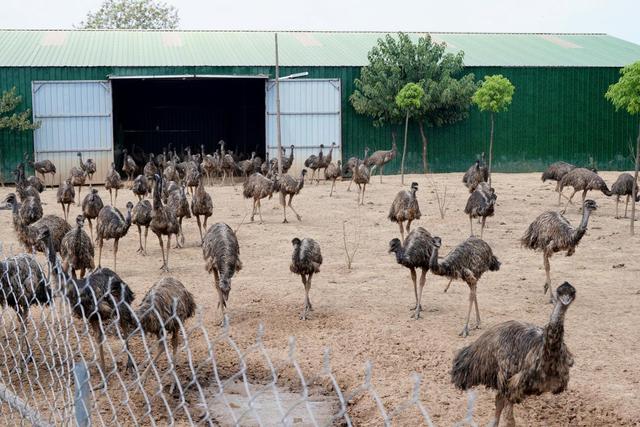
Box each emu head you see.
[556,282,576,306]
[4,193,17,206]
[388,238,402,253]
[301,169,308,177]
[75,215,85,228]
[291,237,301,248]
[91,188,99,195]
[474,159,480,169]
[76,152,82,157]
[410,182,419,192]
[35,276,52,306]
[219,278,231,302]
[582,199,597,212]
[432,236,442,248]
[126,201,134,212]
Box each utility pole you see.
[274,33,283,176]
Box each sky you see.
[2,0,639,44]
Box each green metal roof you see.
[0,30,639,68]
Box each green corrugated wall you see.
[0,65,637,181]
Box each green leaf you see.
[605,61,640,116]
[472,74,515,113]
[77,0,179,29]
[0,87,40,132]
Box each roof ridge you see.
[0,28,610,36]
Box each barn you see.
[0,29,639,183]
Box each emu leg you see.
[361,184,366,205]
[473,285,481,329]
[165,235,172,272]
[561,189,576,214]
[543,253,553,303]
[98,330,106,376]
[615,196,620,219]
[398,222,405,242]
[97,238,103,268]
[460,282,477,337]
[136,225,144,254]
[409,268,418,313]
[61,202,67,220]
[580,189,588,210]
[300,274,311,320]
[329,179,336,197]
[624,195,630,218]
[557,184,562,206]
[494,395,506,427]
[347,176,353,192]
[503,402,515,427]
[444,279,453,293]
[414,269,426,320]
[88,218,94,241]
[114,188,118,205]
[289,195,302,222]
[113,238,119,271]
[214,270,225,325]
[281,193,288,223]
[196,215,204,243]
[109,189,113,206]
[157,235,167,271]
[257,199,264,224]
[380,165,384,183]
[77,185,82,206]
[144,226,149,253]
[406,219,413,234]
[469,215,474,236]
[168,330,180,395]
[249,199,256,222]
[138,341,165,386]
[480,216,487,239]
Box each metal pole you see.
[274,33,284,176]
[73,361,91,427]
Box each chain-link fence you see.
[0,245,479,426]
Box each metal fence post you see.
[73,361,91,427]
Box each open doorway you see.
[111,77,266,168]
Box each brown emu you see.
[277,169,307,223]
[126,277,195,383]
[610,172,639,218]
[388,227,437,320]
[237,152,256,179]
[150,174,180,272]
[429,236,500,337]
[191,171,213,243]
[304,144,324,183]
[105,162,123,205]
[558,168,611,213]
[60,215,95,278]
[122,148,138,183]
[6,193,70,253]
[541,161,576,205]
[243,172,277,224]
[69,165,87,206]
[289,238,323,320]
[462,154,489,192]
[364,141,397,183]
[39,227,134,373]
[521,199,596,302]
[352,157,371,205]
[81,188,104,240]
[132,174,150,201]
[167,182,191,248]
[324,160,342,197]
[57,178,75,221]
[451,282,576,427]
[11,169,43,226]
[96,201,134,271]
[77,152,96,184]
[388,182,421,241]
[202,223,242,323]
[29,159,56,188]
[464,182,497,238]
[317,142,337,183]
[132,199,152,255]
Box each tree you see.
[0,87,39,132]
[605,61,640,235]
[472,75,515,186]
[351,33,475,173]
[78,0,179,29]
[396,83,424,185]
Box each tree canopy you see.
[0,87,39,132]
[351,32,476,171]
[472,75,515,113]
[396,83,424,113]
[78,0,179,29]
[605,61,640,115]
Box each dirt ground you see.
[1,170,639,426]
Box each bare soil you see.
[1,171,639,426]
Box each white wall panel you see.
[32,81,113,185]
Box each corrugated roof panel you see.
[0,30,638,67]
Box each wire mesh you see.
[0,244,476,426]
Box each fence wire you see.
[0,244,477,426]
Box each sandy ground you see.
[1,171,639,426]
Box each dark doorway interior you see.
[111,78,265,167]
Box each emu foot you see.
[412,307,422,320]
[159,263,170,273]
[283,218,289,224]
[408,304,423,311]
[295,214,302,221]
[459,325,470,338]
[136,247,146,255]
[543,282,550,294]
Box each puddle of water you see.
[206,380,339,426]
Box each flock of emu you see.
[1,143,636,426]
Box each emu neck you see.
[544,302,567,359]
[393,245,405,265]
[571,209,591,245]
[153,178,162,210]
[429,246,441,274]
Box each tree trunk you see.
[631,120,640,236]
[488,112,495,187]
[418,122,428,173]
[401,111,410,185]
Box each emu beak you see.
[558,294,573,306]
